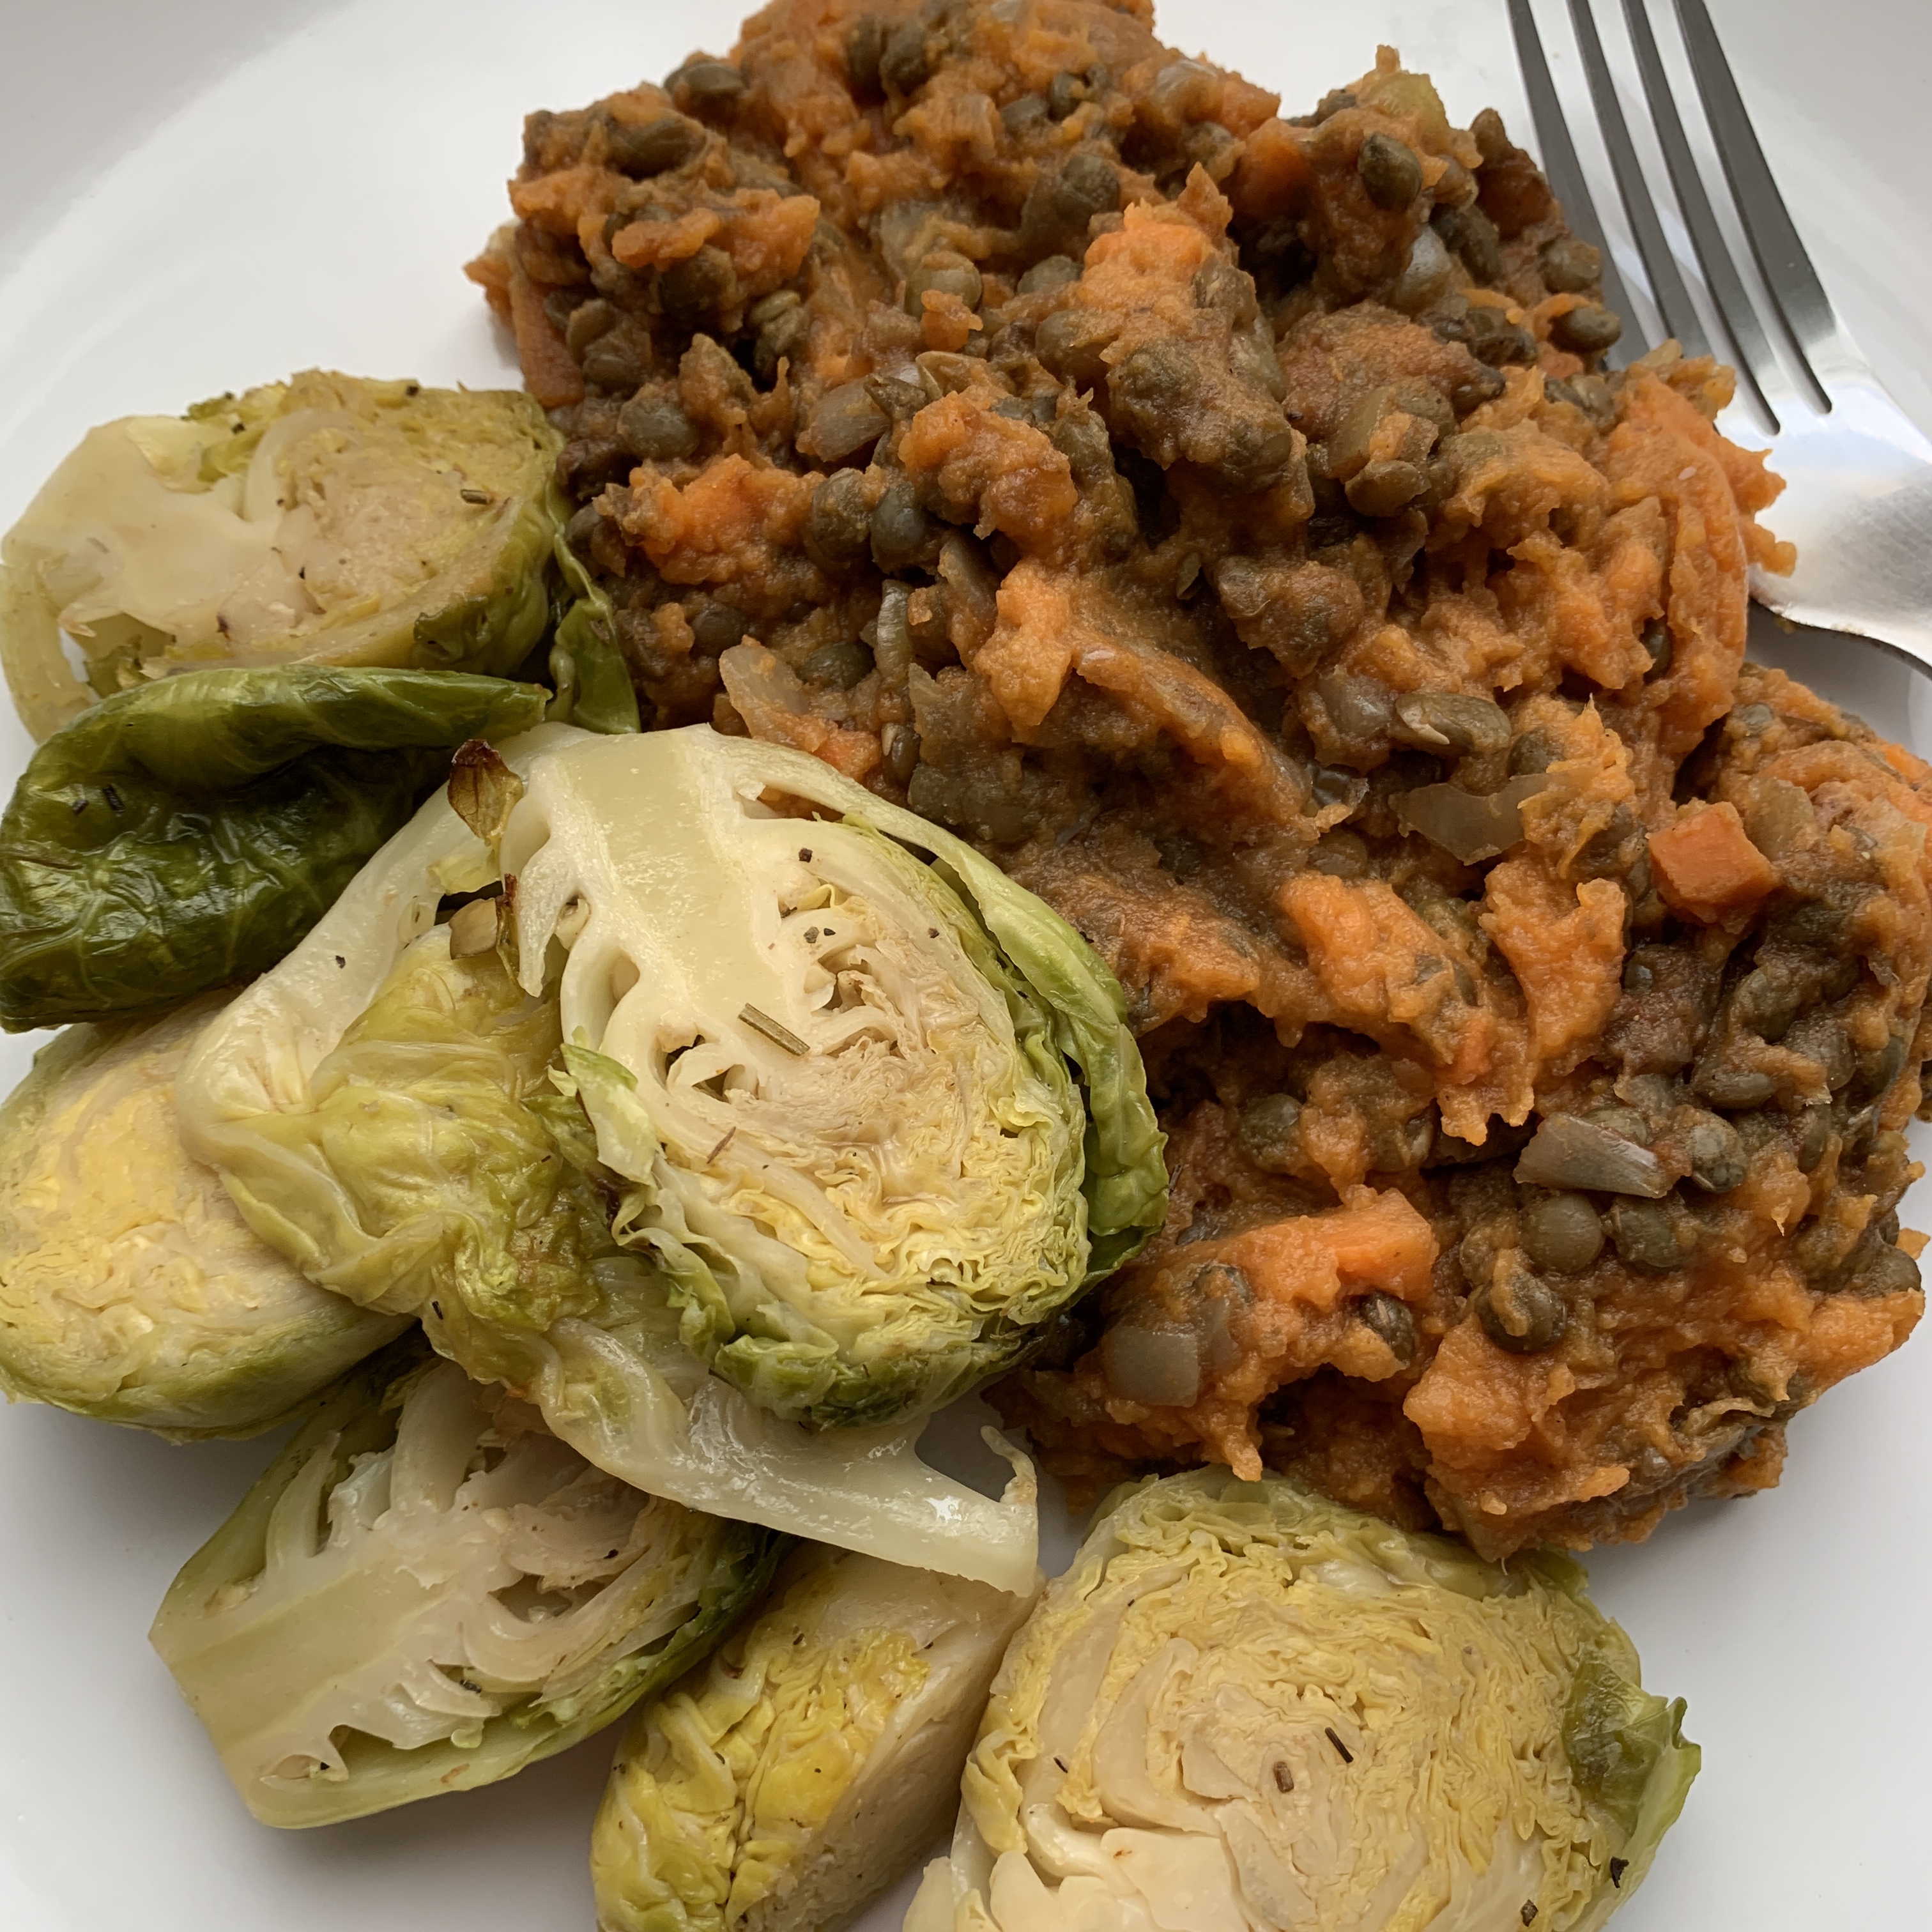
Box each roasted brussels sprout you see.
[0,994,403,1435]
[592,1545,1036,1932]
[503,725,1167,1428]
[909,1469,1699,1932]
[0,663,547,1030]
[0,373,565,740]
[150,1342,781,1828]
[178,724,1046,1592]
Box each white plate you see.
[1,3,1928,1928]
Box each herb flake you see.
[740,1003,808,1055]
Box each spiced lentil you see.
[471,0,1926,1562]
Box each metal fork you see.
[1508,0,1932,669]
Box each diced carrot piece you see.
[717,190,820,295]
[1481,859,1625,1064]
[898,395,1078,550]
[1280,873,1493,1082]
[1314,1184,1438,1299]
[976,560,1082,730]
[621,455,815,584]
[1208,1186,1436,1319]
[509,164,613,238]
[1648,801,1777,921]
[463,240,512,319]
[920,289,983,353]
[1214,73,1282,139]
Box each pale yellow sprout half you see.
[501,726,1162,1434]
[908,1469,1698,1932]
[594,1545,1038,1932]
[0,993,402,1435]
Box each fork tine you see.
[1620,0,1780,424]
[1565,0,1710,360]
[1673,0,1838,381]
[1505,0,1648,357]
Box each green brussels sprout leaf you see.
[0,663,546,1030]
[1563,1659,1702,1920]
[546,537,640,735]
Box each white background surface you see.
[1,2,1928,1928]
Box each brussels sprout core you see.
[910,1470,1699,1932]
[151,1348,779,1828]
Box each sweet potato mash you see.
[474,0,1926,1558]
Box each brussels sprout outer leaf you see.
[548,532,641,735]
[50,663,547,789]
[530,1278,1044,1596]
[1565,1662,1702,1931]
[911,839,1166,1280]
[176,719,588,1174]
[150,1340,786,1829]
[209,935,616,1384]
[408,571,550,680]
[0,999,406,1436]
[1564,1660,1688,1837]
[0,665,546,1029]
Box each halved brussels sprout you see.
[0,373,565,741]
[909,1469,1699,1932]
[178,725,1045,1593]
[592,1544,1038,1932]
[501,725,1166,1429]
[0,663,548,1031]
[150,1341,781,1828]
[0,993,404,1436]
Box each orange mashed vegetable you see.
[476,0,1924,1558]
